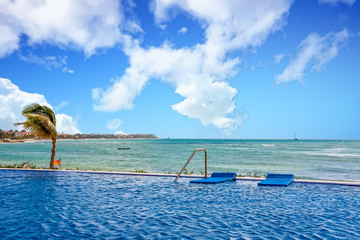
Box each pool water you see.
[1,170,359,239]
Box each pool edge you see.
[1,168,360,186]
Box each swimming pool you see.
[1,169,359,239]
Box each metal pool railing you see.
[174,148,207,183]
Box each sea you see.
[1,139,360,181]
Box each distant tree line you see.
[57,133,157,139]
[1,129,157,140]
[0,129,36,140]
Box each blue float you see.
[258,173,294,186]
[190,172,237,184]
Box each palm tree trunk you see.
[50,136,56,169]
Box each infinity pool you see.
[0,169,359,239]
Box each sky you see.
[0,0,359,139]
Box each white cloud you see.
[56,114,80,134]
[0,25,19,58]
[0,77,80,134]
[275,29,349,84]
[107,118,122,130]
[177,27,188,35]
[319,0,356,6]
[0,0,133,57]
[0,78,49,130]
[93,0,293,133]
[153,0,293,51]
[62,67,74,74]
[114,130,128,135]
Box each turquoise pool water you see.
[0,169,359,239]
[1,139,360,181]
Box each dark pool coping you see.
[1,168,360,187]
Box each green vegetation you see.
[237,172,266,178]
[166,169,195,175]
[0,161,38,169]
[15,103,57,169]
[183,168,193,175]
[133,169,147,173]
[0,162,95,171]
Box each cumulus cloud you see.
[93,0,293,133]
[114,130,128,135]
[275,29,349,84]
[319,0,356,6]
[0,25,19,58]
[0,0,133,57]
[0,77,80,134]
[0,78,49,129]
[107,118,122,131]
[56,114,80,134]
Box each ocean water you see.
[1,139,360,181]
[0,170,360,239]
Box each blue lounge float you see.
[190,172,237,184]
[258,173,294,186]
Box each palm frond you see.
[22,103,56,127]
[17,114,57,139]
[14,122,25,126]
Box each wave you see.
[301,149,360,158]
[261,144,276,147]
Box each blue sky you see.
[0,0,359,139]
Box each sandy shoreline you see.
[0,138,58,144]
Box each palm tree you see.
[15,103,57,169]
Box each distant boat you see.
[294,132,298,141]
[117,147,130,150]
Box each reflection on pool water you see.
[0,169,359,239]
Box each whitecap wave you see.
[302,148,360,158]
[261,144,276,147]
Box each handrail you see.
[174,148,207,182]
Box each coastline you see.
[0,131,158,144]
[0,137,158,144]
